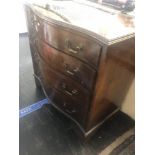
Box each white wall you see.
[19,0,47,33]
[19,0,28,33]
[121,79,135,119]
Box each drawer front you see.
[40,21,101,67]
[38,41,96,90]
[40,61,90,104]
[45,86,87,126]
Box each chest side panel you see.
[86,37,135,130]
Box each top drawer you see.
[40,21,102,67]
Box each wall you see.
[120,79,135,119]
[19,0,28,33]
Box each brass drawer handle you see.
[63,103,76,114]
[66,70,74,75]
[66,67,79,75]
[61,83,78,96]
[68,48,78,54]
[65,39,83,54]
[65,109,76,114]
[64,63,79,76]
[65,90,73,96]
[64,89,78,96]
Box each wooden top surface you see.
[31,0,134,41]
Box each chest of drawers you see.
[25,2,135,139]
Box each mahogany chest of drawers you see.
[25,1,135,138]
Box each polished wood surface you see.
[43,86,88,127]
[38,41,96,90]
[25,2,135,139]
[41,21,102,67]
[86,38,135,130]
[39,60,90,104]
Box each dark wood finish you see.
[39,60,90,104]
[40,21,102,68]
[38,40,96,90]
[44,86,88,127]
[86,38,135,130]
[25,2,135,139]
[28,35,41,87]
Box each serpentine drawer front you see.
[44,87,87,127]
[25,3,135,139]
[40,60,90,104]
[41,21,102,68]
[38,40,96,90]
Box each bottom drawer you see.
[44,86,88,127]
